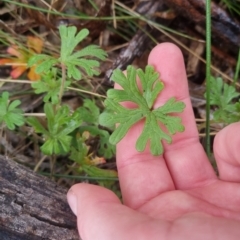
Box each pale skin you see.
[67,43,240,240]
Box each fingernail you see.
[67,190,77,215]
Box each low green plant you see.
[77,99,115,159]
[0,91,25,130]
[206,76,240,124]
[0,25,117,182]
[26,25,108,156]
[27,103,82,155]
[99,65,186,156]
[28,25,107,103]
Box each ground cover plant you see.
[0,0,240,193]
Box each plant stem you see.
[205,0,211,157]
[59,63,66,104]
[234,48,240,85]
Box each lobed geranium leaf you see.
[99,65,185,156]
[58,25,107,80]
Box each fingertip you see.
[148,43,189,102]
[148,43,183,63]
[67,184,123,239]
[68,183,120,205]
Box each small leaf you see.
[27,117,49,135]
[58,25,107,80]
[32,69,70,104]
[35,58,58,73]
[0,91,25,130]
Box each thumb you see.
[67,183,123,240]
[67,183,161,240]
[67,183,121,216]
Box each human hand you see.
[67,43,240,240]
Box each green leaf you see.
[28,54,52,67]
[76,99,100,124]
[71,45,107,60]
[99,65,185,156]
[0,92,25,130]
[59,26,89,61]
[28,54,57,75]
[82,165,118,178]
[69,134,89,164]
[28,103,82,155]
[35,58,58,74]
[208,77,240,106]
[32,69,70,104]
[206,76,240,124]
[58,25,107,80]
[136,114,171,156]
[41,135,73,155]
[75,99,115,158]
[27,117,49,135]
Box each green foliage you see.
[58,26,107,79]
[28,25,107,80]
[207,76,240,124]
[31,68,70,104]
[77,99,116,159]
[2,24,117,186]
[27,25,110,160]
[27,103,82,155]
[82,164,118,179]
[69,133,118,185]
[69,132,90,164]
[28,54,58,75]
[0,92,25,130]
[99,65,185,156]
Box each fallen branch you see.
[0,155,80,240]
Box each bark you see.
[0,155,80,240]
[164,0,240,50]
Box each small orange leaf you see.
[28,65,40,81]
[10,66,26,78]
[27,36,43,54]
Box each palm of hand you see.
[68,43,240,240]
[138,180,240,221]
